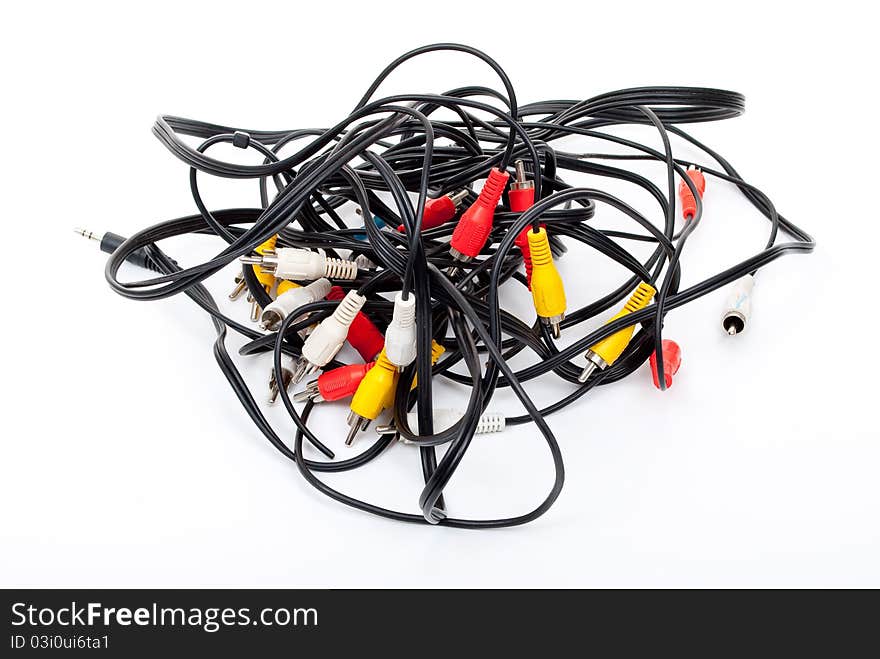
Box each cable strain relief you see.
[476,167,510,209]
[332,291,366,326]
[527,228,553,267]
[476,412,506,434]
[323,257,358,280]
[625,282,656,312]
[393,292,417,328]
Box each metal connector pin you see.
[74,228,101,242]
[293,379,322,403]
[345,411,371,446]
[268,366,294,404]
[240,249,279,275]
[228,271,247,300]
[577,351,607,383]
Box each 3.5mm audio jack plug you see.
[578,282,656,382]
[75,228,162,272]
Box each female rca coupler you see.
[722,274,754,335]
[260,278,332,331]
[240,247,358,281]
[384,292,417,369]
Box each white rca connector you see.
[240,247,358,281]
[354,254,377,270]
[722,274,755,335]
[300,290,366,375]
[384,292,417,369]
[259,278,331,331]
[377,408,506,440]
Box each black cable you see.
[92,43,813,528]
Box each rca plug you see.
[346,349,398,446]
[513,224,546,290]
[260,278,332,331]
[508,160,536,213]
[75,228,163,272]
[722,274,754,335]
[527,227,566,338]
[397,189,469,232]
[384,292,417,369]
[678,166,707,221]
[449,167,510,263]
[509,160,541,289]
[294,362,376,404]
[375,408,506,439]
[326,286,385,362]
[352,210,387,241]
[246,235,278,320]
[578,282,657,383]
[268,359,306,404]
[649,339,682,390]
[228,270,247,300]
[240,247,358,281]
[300,289,367,377]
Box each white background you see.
[2,1,878,588]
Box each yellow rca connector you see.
[248,235,278,320]
[346,349,398,445]
[527,227,566,338]
[346,341,446,446]
[275,279,300,296]
[578,282,656,382]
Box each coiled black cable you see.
[100,43,813,527]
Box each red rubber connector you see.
[649,339,682,389]
[397,190,467,232]
[449,167,510,261]
[509,159,539,288]
[678,166,706,221]
[327,286,385,362]
[316,362,376,402]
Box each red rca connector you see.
[449,167,510,263]
[326,286,385,362]
[508,160,535,213]
[397,190,468,232]
[295,362,376,403]
[678,166,706,221]
[649,339,682,389]
[509,159,540,288]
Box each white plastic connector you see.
[354,254,377,270]
[300,290,366,373]
[384,292,417,369]
[260,278,332,331]
[722,274,755,335]
[391,408,505,441]
[246,248,358,281]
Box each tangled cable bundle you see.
[97,43,814,528]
